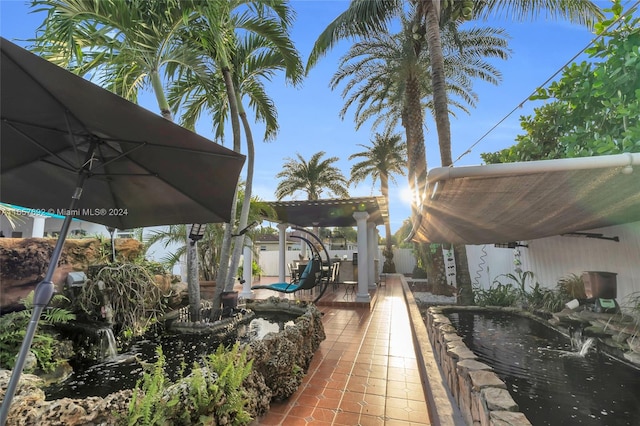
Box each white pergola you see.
[257,197,389,303]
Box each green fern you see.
[0,291,75,372]
[205,343,253,425]
[126,347,169,426]
[125,344,254,426]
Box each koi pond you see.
[45,311,297,400]
[447,311,640,426]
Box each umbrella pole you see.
[0,173,93,425]
[0,213,75,424]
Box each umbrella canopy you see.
[0,38,247,422]
[1,37,245,228]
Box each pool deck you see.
[244,275,464,426]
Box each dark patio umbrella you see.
[0,37,245,421]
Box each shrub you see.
[473,282,519,307]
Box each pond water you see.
[45,312,297,400]
[447,311,640,426]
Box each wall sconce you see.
[189,223,205,245]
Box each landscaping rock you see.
[0,301,326,425]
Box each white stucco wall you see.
[465,221,640,306]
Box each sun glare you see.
[399,186,415,205]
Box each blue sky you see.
[0,0,608,234]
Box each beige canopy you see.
[412,153,640,244]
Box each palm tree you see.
[144,223,225,281]
[349,131,406,272]
[31,0,204,120]
[172,1,302,309]
[31,0,301,315]
[30,0,210,319]
[144,190,275,281]
[309,0,602,169]
[332,13,509,212]
[308,0,602,304]
[275,152,350,201]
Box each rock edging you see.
[426,306,532,426]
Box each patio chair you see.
[287,262,299,282]
[252,256,322,294]
[322,261,340,292]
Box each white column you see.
[30,215,46,238]
[277,223,288,282]
[367,223,377,290]
[353,211,370,303]
[300,230,308,259]
[240,239,254,299]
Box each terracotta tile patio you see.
[246,275,434,425]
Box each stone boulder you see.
[0,238,143,312]
[246,299,326,401]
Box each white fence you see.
[256,247,417,277]
[465,221,640,305]
[254,222,640,304]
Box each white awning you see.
[412,153,640,244]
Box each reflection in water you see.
[245,317,295,340]
[448,311,640,426]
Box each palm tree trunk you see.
[150,71,173,121]
[403,73,427,214]
[454,243,473,304]
[225,96,256,291]
[423,0,452,168]
[150,70,204,318]
[422,0,472,302]
[380,174,396,273]
[212,65,243,314]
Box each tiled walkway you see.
[250,276,431,425]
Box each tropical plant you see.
[170,0,303,302]
[331,11,510,169]
[30,0,210,322]
[126,347,170,426]
[557,273,586,299]
[540,286,569,313]
[127,344,253,425]
[482,1,640,163]
[473,282,519,307]
[531,273,587,313]
[0,291,75,372]
[31,0,202,119]
[308,0,601,175]
[144,223,225,282]
[75,263,166,340]
[349,130,407,272]
[275,151,350,200]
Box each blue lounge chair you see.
[252,257,321,294]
